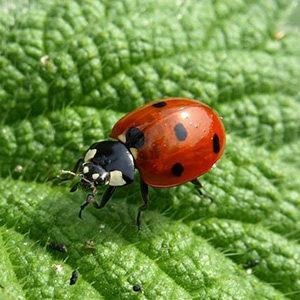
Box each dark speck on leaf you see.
[70,270,78,285]
[243,260,260,269]
[48,241,67,253]
[133,285,142,292]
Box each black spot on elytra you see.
[174,123,187,141]
[172,163,184,176]
[152,101,166,108]
[126,127,145,149]
[213,134,220,153]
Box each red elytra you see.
[110,98,226,188]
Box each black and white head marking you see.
[80,162,110,189]
[81,141,135,187]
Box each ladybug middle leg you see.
[70,181,80,192]
[79,186,117,218]
[190,179,213,203]
[136,178,149,230]
[93,186,117,210]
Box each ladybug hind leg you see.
[136,178,149,230]
[190,179,213,203]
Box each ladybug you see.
[63,98,225,229]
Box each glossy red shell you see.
[110,98,225,188]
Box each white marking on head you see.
[109,170,126,186]
[92,173,100,180]
[129,147,138,159]
[118,134,126,143]
[84,149,97,162]
[83,166,89,174]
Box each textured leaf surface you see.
[0,0,299,299]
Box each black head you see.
[79,162,110,190]
[82,141,135,186]
[69,141,135,193]
[68,140,136,195]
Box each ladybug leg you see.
[79,186,116,218]
[191,179,204,194]
[79,193,94,219]
[190,179,213,203]
[58,176,73,184]
[136,179,149,230]
[93,186,117,209]
[70,181,80,192]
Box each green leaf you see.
[0,0,299,299]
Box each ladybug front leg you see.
[79,186,117,218]
[190,179,213,203]
[136,178,149,230]
[93,186,117,209]
[79,193,95,218]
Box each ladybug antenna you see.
[59,157,84,180]
[60,170,78,177]
[58,169,79,185]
